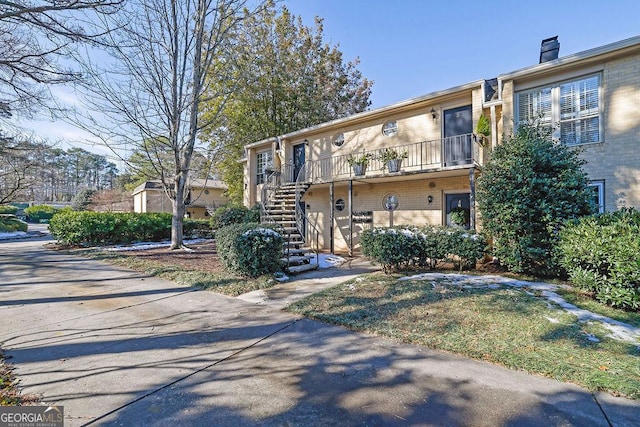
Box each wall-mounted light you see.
[430,108,437,121]
[304,139,309,146]
[427,195,433,204]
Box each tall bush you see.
[216,222,283,277]
[476,122,595,276]
[558,209,640,310]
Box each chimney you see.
[539,36,560,63]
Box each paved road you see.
[1,237,639,426]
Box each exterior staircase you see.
[262,182,318,274]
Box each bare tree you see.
[0,0,122,120]
[72,0,267,249]
[0,134,40,204]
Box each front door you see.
[293,143,305,182]
[446,193,471,229]
[443,105,472,166]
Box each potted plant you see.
[475,114,490,145]
[347,152,373,176]
[377,147,408,173]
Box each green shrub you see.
[476,122,595,276]
[0,205,19,215]
[0,214,28,232]
[360,225,486,273]
[211,205,249,229]
[444,227,488,271]
[49,211,172,245]
[184,218,214,239]
[558,208,640,310]
[216,222,283,277]
[245,204,262,223]
[24,205,59,223]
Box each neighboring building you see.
[242,35,640,255]
[132,179,228,219]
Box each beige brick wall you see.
[303,175,471,253]
[502,54,640,211]
[580,55,640,210]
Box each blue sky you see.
[284,0,640,109]
[14,0,640,156]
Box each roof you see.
[498,34,640,81]
[131,179,227,196]
[244,34,640,147]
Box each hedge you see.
[49,211,173,245]
[558,208,640,310]
[0,205,19,215]
[24,205,59,223]
[216,222,283,277]
[0,214,28,232]
[361,225,486,273]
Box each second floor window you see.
[517,74,600,146]
[256,150,272,184]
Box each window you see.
[256,150,273,184]
[382,120,398,137]
[589,180,605,213]
[332,133,345,147]
[517,74,600,145]
[383,193,399,211]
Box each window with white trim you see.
[256,150,272,185]
[382,120,398,137]
[517,74,600,146]
[588,180,605,213]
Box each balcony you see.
[281,134,482,185]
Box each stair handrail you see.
[260,169,291,266]
[295,162,319,265]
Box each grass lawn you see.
[286,272,640,400]
[59,245,276,297]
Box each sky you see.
[284,0,640,109]
[13,0,640,158]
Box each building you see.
[242,35,640,255]
[132,179,228,219]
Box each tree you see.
[476,122,595,276]
[72,0,268,249]
[0,135,40,204]
[0,0,123,120]
[200,4,373,203]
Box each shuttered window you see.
[517,74,600,145]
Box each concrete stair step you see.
[280,254,315,266]
[287,263,319,274]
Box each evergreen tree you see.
[200,4,373,203]
[476,122,595,276]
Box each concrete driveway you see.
[1,236,639,426]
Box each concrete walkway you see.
[1,236,639,426]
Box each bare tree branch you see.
[0,0,124,118]
[69,0,269,249]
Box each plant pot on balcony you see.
[386,159,402,173]
[353,163,367,176]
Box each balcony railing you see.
[280,134,481,185]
